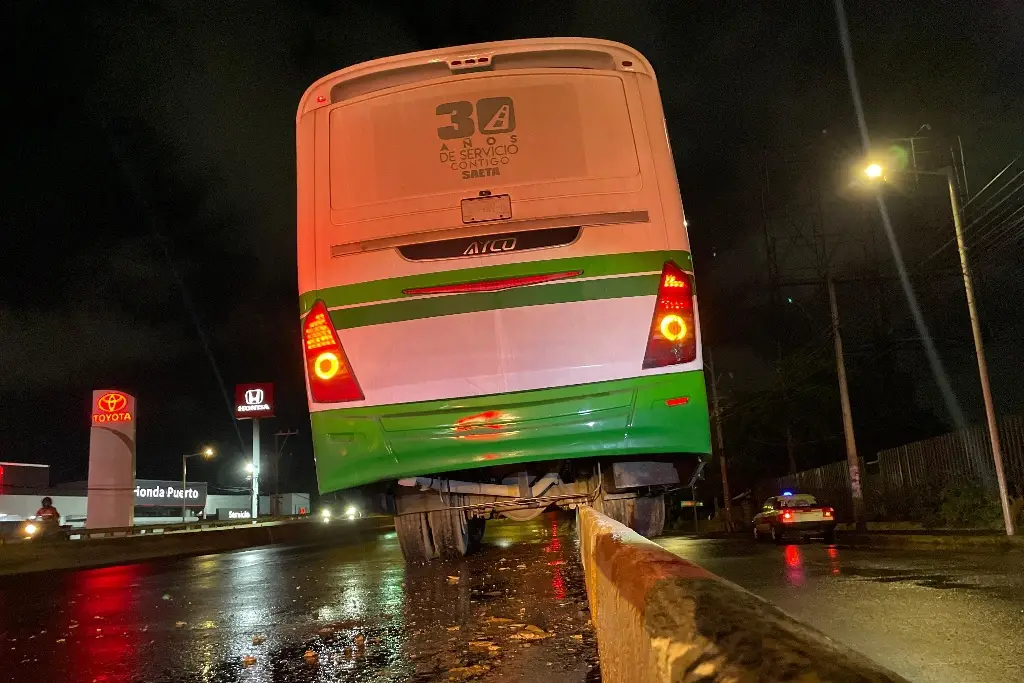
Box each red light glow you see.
[303,300,363,403]
[642,260,697,369]
[783,545,805,586]
[665,396,690,406]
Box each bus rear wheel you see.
[632,495,666,538]
[468,517,486,551]
[428,494,470,559]
[599,494,666,538]
[395,512,435,563]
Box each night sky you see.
[5,1,1022,495]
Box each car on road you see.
[752,493,836,543]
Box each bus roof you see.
[297,38,655,121]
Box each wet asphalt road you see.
[0,514,597,683]
[657,535,1024,683]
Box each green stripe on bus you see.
[330,273,659,329]
[299,249,692,314]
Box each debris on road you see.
[447,663,491,680]
[510,624,554,641]
[484,616,512,625]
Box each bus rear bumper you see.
[310,371,711,494]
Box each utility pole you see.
[777,342,798,474]
[828,278,866,530]
[946,168,1014,535]
[272,429,298,516]
[707,350,732,531]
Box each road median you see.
[578,506,906,682]
[0,516,393,576]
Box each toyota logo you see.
[244,388,264,405]
[98,392,128,413]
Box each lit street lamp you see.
[862,161,1014,535]
[182,446,215,523]
[863,162,884,180]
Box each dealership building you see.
[0,461,310,526]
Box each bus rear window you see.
[328,73,640,210]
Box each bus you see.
[296,38,711,562]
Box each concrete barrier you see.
[578,507,906,682]
[0,516,393,576]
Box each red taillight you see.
[782,511,793,522]
[402,270,582,296]
[642,261,697,369]
[302,300,363,403]
[823,507,834,518]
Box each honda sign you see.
[234,383,274,419]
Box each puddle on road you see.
[136,514,600,683]
[839,566,983,590]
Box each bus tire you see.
[598,494,666,538]
[599,497,630,526]
[468,517,486,551]
[632,495,666,538]
[429,506,469,559]
[395,512,436,563]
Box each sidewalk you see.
[835,527,1023,552]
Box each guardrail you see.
[0,514,314,545]
[66,513,311,541]
[578,507,906,682]
[1,515,393,576]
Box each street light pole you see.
[945,167,1015,535]
[251,419,261,520]
[181,454,188,524]
[828,278,866,530]
[181,447,214,523]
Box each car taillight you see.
[302,300,363,403]
[782,511,793,522]
[823,507,834,518]
[642,260,697,369]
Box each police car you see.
[752,492,836,543]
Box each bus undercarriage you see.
[389,454,705,562]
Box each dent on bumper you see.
[311,372,712,493]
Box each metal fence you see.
[754,415,1024,523]
[871,415,1024,519]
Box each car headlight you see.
[344,506,357,517]
[24,523,38,536]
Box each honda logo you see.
[234,383,274,419]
